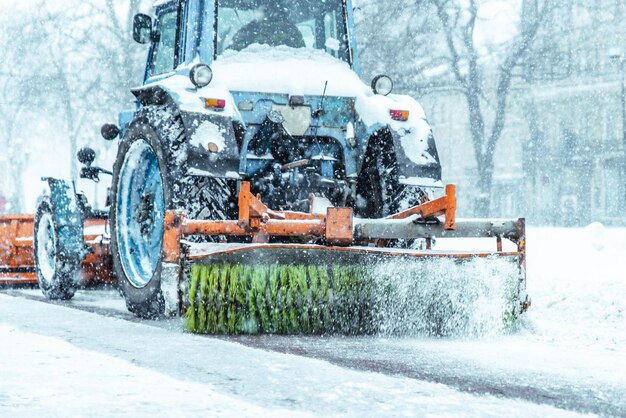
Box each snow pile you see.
[525,225,626,347]
[370,257,520,337]
[188,121,227,152]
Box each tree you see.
[356,0,555,216]
[355,0,446,93]
[31,0,150,181]
[0,11,51,212]
[0,0,151,210]
[424,0,554,216]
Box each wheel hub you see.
[36,212,56,285]
[136,192,156,236]
[115,139,165,288]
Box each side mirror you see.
[133,14,153,44]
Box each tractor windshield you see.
[216,0,350,62]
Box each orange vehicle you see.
[0,178,115,295]
[0,215,35,285]
[0,215,114,288]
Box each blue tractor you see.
[30,0,528,331]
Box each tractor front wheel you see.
[110,124,170,318]
[34,196,81,300]
[111,119,237,319]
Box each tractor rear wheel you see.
[34,196,81,300]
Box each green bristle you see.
[238,266,253,334]
[207,266,219,334]
[318,267,332,332]
[296,266,310,334]
[244,266,258,334]
[268,266,280,334]
[339,267,350,333]
[217,267,228,334]
[307,266,321,334]
[253,266,270,333]
[287,267,300,334]
[332,266,346,333]
[278,267,290,334]
[341,267,353,333]
[185,264,201,333]
[197,265,210,333]
[226,265,241,334]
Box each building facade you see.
[522,0,625,225]
[419,0,625,225]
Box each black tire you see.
[356,130,424,218]
[110,119,234,319]
[34,196,81,300]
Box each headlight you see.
[189,63,213,88]
[371,75,393,96]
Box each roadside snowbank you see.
[525,225,626,348]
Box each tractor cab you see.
[136,0,358,83]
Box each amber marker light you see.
[207,142,219,153]
[205,98,226,111]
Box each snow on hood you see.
[211,45,428,129]
[212,45,364,97]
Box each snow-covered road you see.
[1,226,625,417]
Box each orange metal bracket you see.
[163,181,459,254]
[387,184,456,230]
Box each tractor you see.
[2,0,529,334]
